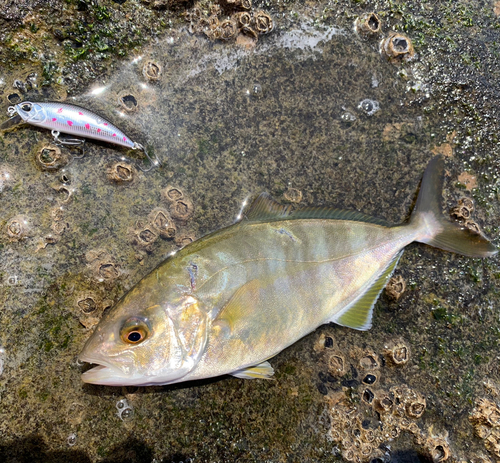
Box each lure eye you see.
[120,317,150,345]
[21,103,32,112]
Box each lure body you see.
[8,101,140,150]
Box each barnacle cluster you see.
[131,185,193,253]
[470,398,500,457]
[163,185,194,224]
[185,0,273,43]
[51,206,69,236]
[450,197,482,235]
[319,336,451,462]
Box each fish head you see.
[79,295,208,386]
[13,102,47,124]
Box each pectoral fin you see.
[215,279,262,330]
[231,361,275,379]
[332,251,403,330]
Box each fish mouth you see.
[79,354,133,386]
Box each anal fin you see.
[231,361,275,379]
[333,251,403,331]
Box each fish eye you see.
[127,330,144,343]
[120,317,150,345]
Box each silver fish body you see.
[79,156,497,386]
[9,101,139,150]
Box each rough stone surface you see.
[0,0,499,462]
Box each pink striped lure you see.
[7,101,158,170]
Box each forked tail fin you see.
[410,155,497,257]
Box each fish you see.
[79,156,497,386]
[4,101,159,170]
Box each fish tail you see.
[410,155,497,257]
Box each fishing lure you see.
[6,101,158,170]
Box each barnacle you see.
[465,219,481,235]
[385,275,406,300]
[380,32,415,62]
[51,220,68,235]
[119,93,138,113]
[219,19,238,40]
[362,388,375,404]
[374,393,393,414]
[406,394,426,418]
[98,263,120,280]
[137,228,159,247]
[169,198,194,223]
[210,3,221,15]
[51,207,64,222]
[222,0,252,9]
[253,11,273,34]
[175,234,195,247]
[328,353,345,376]
[234,11,251,27]
[86,249,121,282]
[36,145,68,170]
[470,398,500,457]
[362,373,377,385]
[55,185,72,203]
[383,339,410,366]
[78,296,97,314]
[426,438,451,462]
[148,208,176,239]
[284,188,303,203]
[75,293,107,329]
[485,429,500,457]
[355,12,381,35]
[143,61,162,81]
[359,352,379,369]
[451,204,471,220]
[59,171,71,184]
[6,215,31,241]
[163,185,184,203]
[107,162,135,183]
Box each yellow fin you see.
[231,361,275,379]
[334,251,403,330]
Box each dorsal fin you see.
[290,207,389,226]
[245,193,293,221]
[245,193,389,226]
